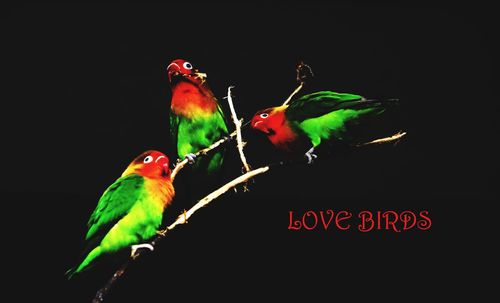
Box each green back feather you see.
[86,174,144,241]
[287,91,393,147]
[67,174,147,278]
[286,91,364,122]
[297,108,375,147]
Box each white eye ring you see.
[143,155,153,163]
[183,62,193,70]
[260,113,269,119]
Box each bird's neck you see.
[267,110,298,151]
[171,81,217,118]
[144,177,175,209]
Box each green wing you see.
[172,102,228,173]
[286,91,369,122]
[216,103,229,135]
[288,91,398,146]
[85,174,144,241]
[170,112,180,156]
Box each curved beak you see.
[251,121,269,135]
[251,115,265,130]
[167,62,181,82]
[252,120,263,128]
[155,156,171,176]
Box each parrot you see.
[66,150,175,279]
[250,91,398,163]
[167,59,228,174]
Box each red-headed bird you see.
[167,59,228,174]
[251,91,398,162]
[66,150,175,279]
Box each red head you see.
[251,107,282,136]
[167,59,208,85]
[251,106,299,150]
[122,150,171,179]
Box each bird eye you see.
[183,62,193,70]
[260,113,269,119]
[143,156,153,163]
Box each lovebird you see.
[251,91,398,162]
[167,59,228,174]
[66,150,175,279]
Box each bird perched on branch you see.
[251,91,399,163]
[167,59,228,174]
[66,151,175,279]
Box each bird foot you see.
[304,148,317,164]
[130,243,154,259]
[185,153,197,164]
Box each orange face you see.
[123,150,171,179]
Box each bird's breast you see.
[171,83,217,118]
[144,178,175,210]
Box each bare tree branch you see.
[92,262,129,303]
[163,166,269,231]
[356,131,407,147]
[170,129,237,181]
[225,86,251,173]
[282,83,304,106]
[282,61,314,106]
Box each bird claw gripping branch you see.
[304,148,318,164]
[185,153,197,164]
[130,243,154,259]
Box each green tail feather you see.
[65,267,77,280]
[65,246,102,280]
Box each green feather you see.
[171,107,228,174]
[86,174,144,240]
[297,108,374,147]
[67,174,164,278]
[287,91,395,147]
[286,91,364,122]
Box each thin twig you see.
[92,262,129,303]
[170,129,238,180]
[164,166,269,231]
[282,82,303,106]
[225,86,251,173]
[282,61,314,106]
[92,166,270,302]
[356,131,407,147]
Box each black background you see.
[3,3,497,302]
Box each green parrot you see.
[66,150,175,279]
[167,59,228,174]
[250,91,398,162]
